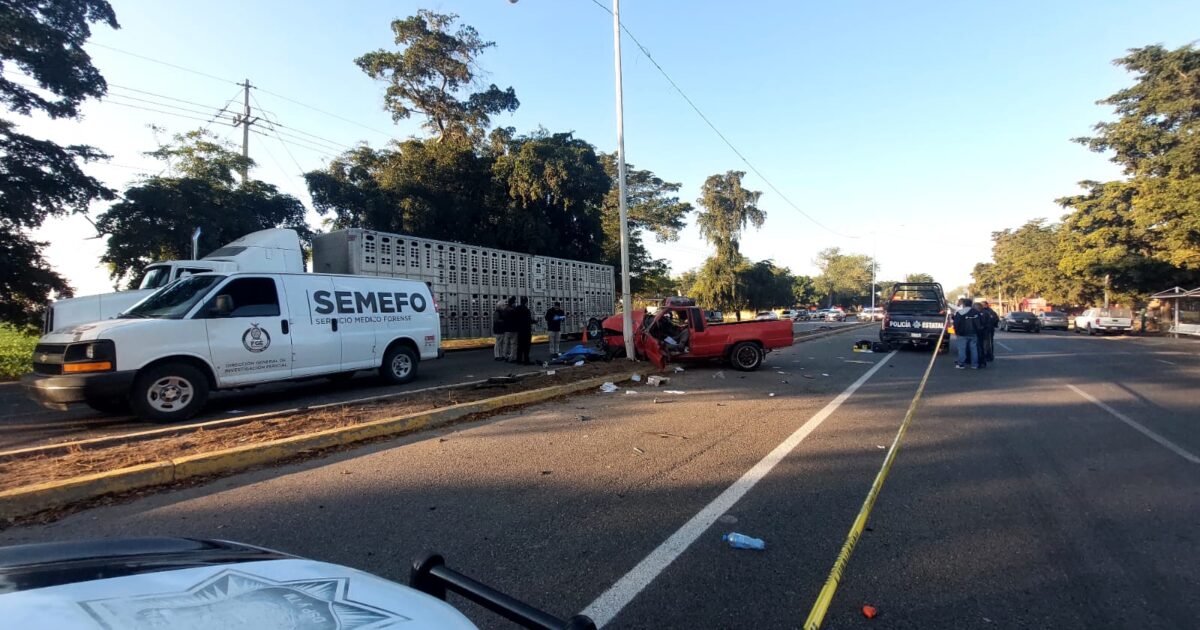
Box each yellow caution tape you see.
[802,314,951,629]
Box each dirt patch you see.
[0,362,636,492]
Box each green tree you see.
[355,10,518,143]
[96,130,309,286]
[738,260,795,311]
[490,130,608,262]
[598,154,692,294]
[904,272,936,283]
[0,0,118,328]
[813,247,873,307]
[694,170,764,319]
[792,274,817,306]
[1057,43,1200,302]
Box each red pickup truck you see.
[596,298,794,370]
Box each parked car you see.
[1074,307,1133,335]
[779,309,798,320]
[754,311,779,321]
[1001,311,1041,333]
[793,310,812,321]
[598,297,794,370]
[1038,310,1069,330]
[822,308,846,322]
[860,307,884,322]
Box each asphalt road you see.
[4,327,1194,628]
[0,320,856,449]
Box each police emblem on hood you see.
[78,569,409,629]
[243,323,271,353]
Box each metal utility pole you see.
[231,79,258,184]
[613,0,634,360]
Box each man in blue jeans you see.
[952,298,982,369]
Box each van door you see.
[329,275,382,371]
[198,276,293,386]
[281,276,342,377]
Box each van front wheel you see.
[131,363,209,423]
[381,345,418,384]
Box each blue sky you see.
[22,0,1200,297]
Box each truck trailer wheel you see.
[131,362,209,423]
[729,342,763,371]
[381,345,418,384]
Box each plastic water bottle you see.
[722,532,766,550]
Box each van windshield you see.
[121,275,224,320]
[137,265,173,290]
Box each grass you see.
[0,325,37,381]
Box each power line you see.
[85,98,233,125]
[250,91,308,175]
[86,43,393,142]
[249,128,336,161]
[203,88,244,132]
[88,42,238,85]
[107,82,239,112]
[254,85,396,140]
[584,0,856,239]
[103,91,227,118]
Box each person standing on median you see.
[492,299,507,361]
[952,298,982,369]
[545,301,565,357]
[502,296,518,362]
[514,295,536,365]
[979,300,1000,365]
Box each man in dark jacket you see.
[514,296,535,364]
[978,301,999,365]
[952,298,982,369]
[544,302,565,357]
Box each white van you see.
[23,272,442,422]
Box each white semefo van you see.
[23,272,442,422]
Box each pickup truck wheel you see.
[729,342,763,371]
[381,345,418,384]
[131,363,209,423]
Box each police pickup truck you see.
[879,282,949,352]
[23,272,442,422]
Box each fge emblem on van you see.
[243,323,271,352]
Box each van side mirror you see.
[211,294,235,317]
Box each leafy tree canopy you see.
[0,0,118,328]
[356,10,518,143]
[97,130,309,287]
[695,170,763,260]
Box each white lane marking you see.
[1066,384,1199,464]
[1156,359,1177,365]
[581,351,899,627]
[995,340,1014,352]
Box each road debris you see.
[633,446,645,454]
[821,373,831,377]
[713,371,726,379]
[673,367,685,373]
[802,375,815,380]
[862,605,878,619]
[574,360,585,366]
[631,374,642,382]
[625,390,640,395]
[661,390,686,395]
[541,470,552,475]
[546,370,556,376]
[599,382,619,393]
[646,431,688,440]
[843,360,874,365]
[647,375,670,386]
[576,415,592,422]
[722,532,766,550]
[768,393,776,397]
[652,399,677,404]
